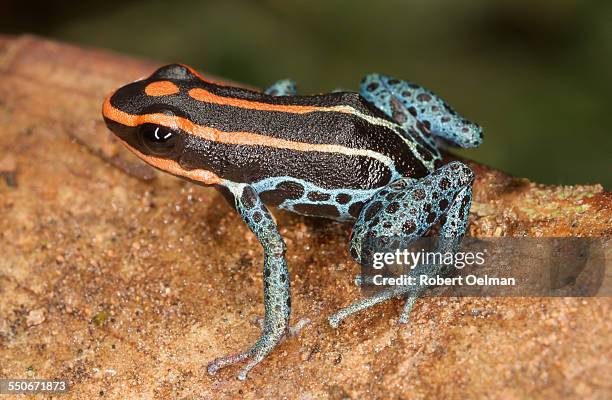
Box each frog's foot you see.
[265,79,297,96]
[207,318,309,380]
[360,74,483,148]
[330,161,474,327]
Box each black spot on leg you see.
[439,178,450,190]
[438,199,449,210]
[408,107,418,117]
[417,93,432,102]
[260,181,305,207]
[386,202,400,214]
[390,97,408,123]
[426,212,437,224]
[366,82,379,92]
[412,188,426,201]
[335,193,351,204]
[458,195,470,220]
[403,220,416,234]
[391,180,408,190]
[364,201,383,221]
[401,90,412,97]
[368,217,380,229]
[350,247,358,259]
[349,201,365,218]
[393,111,407,123]
[388,79,400,85]
[307,191,331,201]
[253,211,262,223]
[241,187,257,209]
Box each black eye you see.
[140,124,178,155]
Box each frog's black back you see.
[107,64,434,191]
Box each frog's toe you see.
[328,285,413,328]
[206,318,309,380]
[207,351,252,376]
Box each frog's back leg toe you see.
[360,73,483,148]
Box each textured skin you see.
[102,65,483,379]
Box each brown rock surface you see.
[0,35,610,399]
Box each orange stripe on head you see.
[103,97,218,141]
[145,81,180,96]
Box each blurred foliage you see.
[2,0,610,187]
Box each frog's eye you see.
[139,124,179,155]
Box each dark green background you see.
[3,0,610,187]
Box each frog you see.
[102,64,483,380]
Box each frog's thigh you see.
[359,73,483,148]
[207,184,291,380]
[329,161,475,327]
[265,79,297,96]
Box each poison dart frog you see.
[102,64,483,380]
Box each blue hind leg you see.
[329,161,475,327]
[265,79,297,96]
[360,74,483,148]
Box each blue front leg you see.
[265,79,297,96]
[207,183,291,380]
[360,74,483,148]
[329,161,475,327]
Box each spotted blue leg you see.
[265,79,297,96]
[329,161,475,327]
[207,183,291,380]
[360,74,483,148]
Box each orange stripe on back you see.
[103,97,359,155]
[188,87,348,115]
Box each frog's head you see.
[102,64,222,185]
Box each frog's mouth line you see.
[113,132,222,186]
